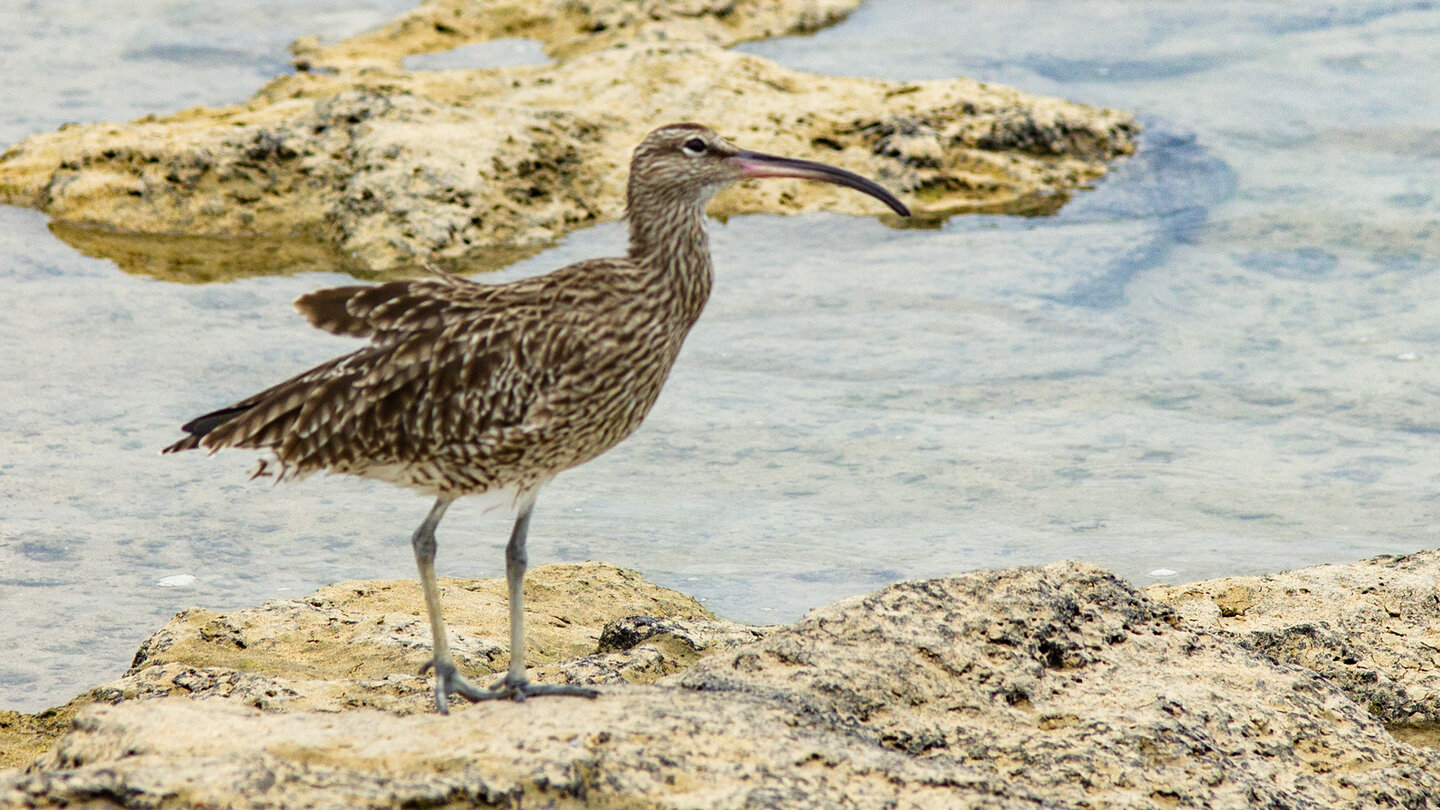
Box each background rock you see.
[290,0,869,66]
[0,5,1136,277]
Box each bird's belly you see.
[332,455,534,506]
[319,395,653,498]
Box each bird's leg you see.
[485,497,600,701]
[412,495,488,713]
[414,494,596,711]
[501,502,532,689]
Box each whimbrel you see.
[165,123,910,712]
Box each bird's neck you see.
[626,198,714,332]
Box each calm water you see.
[2,0,1438,712]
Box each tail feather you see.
[162,434,203,454]
[164,274,485,463]
[162,351,354,459]
[162,403,256,454]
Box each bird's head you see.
[626,123,910,218]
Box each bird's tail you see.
[161,350,355,459]
[162,404,256,454]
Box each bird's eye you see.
[681,137,707,156]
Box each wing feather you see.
[166,258,649,488]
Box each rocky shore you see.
[3,551,1439,808]
[0,0,1136,280]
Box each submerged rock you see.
[4,558,1439,808]
[0,0,1136,278]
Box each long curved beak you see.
[733,150,911,217]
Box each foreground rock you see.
[0,0,1137,278]
[0,563,756,770]
[1148,547,1440,727]
[4,558,1439,808]
[123,562,726,697]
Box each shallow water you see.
[2,0,1439,712]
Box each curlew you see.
[165,123,910,712]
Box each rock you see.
[1148,547,1440,726]
[0,710,72,773]
[124,562,713,686]
[0,562,742,769]
[116,561,738,714]
[4,560,1438,808]
[555,614,772,686]
[290,0,868,67]
[676,564,1440,807]
[0,3,1137,278]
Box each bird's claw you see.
[425,658,492,713]
[484,672,600,702]
[424,660,598,713]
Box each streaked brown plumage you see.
[165,123,910,712]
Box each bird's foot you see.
[483,671,600,702]
[420,660,598,712]
[420,658,494,713]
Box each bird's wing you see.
[168,261,640,480]
[293,275,477,339]
[294,259,642,342]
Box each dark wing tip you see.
[162,404,254,454]
[161,435,202,454]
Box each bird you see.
[164,123,910,713]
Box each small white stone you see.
[1148,568,1178,578]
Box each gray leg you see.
[489,495,600,701]
[503,503,532,686]
[412,495,488,713]
[414,494,596,713]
